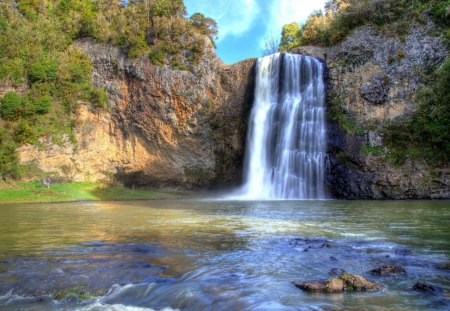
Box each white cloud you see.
[185,0,260,42]
[261,0,326,48]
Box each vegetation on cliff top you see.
[0,0,217,181]
[279,0,449,50]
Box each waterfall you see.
[238,53,326,200]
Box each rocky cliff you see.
[294,22,449,199]
[17,22,449,199]
[18,39,255,190]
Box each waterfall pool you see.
[0,200,449,310]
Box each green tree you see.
[279,22,301,52]
[190,13,218,43]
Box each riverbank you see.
[0,182,183,204]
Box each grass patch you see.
[362,144,383,156]
[0,182,182,204]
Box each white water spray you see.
[236,53,326,200]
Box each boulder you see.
[293,273,381,293]
[369,264,406,276]
[413,281,443,295]
[359,74,389,105]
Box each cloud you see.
[261,0,326,48]
[185,0,260,42]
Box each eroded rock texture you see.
[18,39,255,190]
[295,22,449,199]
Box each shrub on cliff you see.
[383,58,450,165]
[1,92,22,121]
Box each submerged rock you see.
[369,264,406,276]
[436,262,450,271]
[290,237,332,252]
[413,281,443,295]
[293,273,381,293]
[394,249,413,256]
[329,268,346,276]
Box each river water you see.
[0,200,449,310]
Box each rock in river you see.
[293,273,381,293]
[369,264,406,276]
[413,281,443,295]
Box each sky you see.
[184,0,326,64]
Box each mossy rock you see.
[53,287,94,301]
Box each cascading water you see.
[238,53,326,200]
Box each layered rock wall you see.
[18,39,255,190]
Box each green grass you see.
[0,182,182,204]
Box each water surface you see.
[0,200,449,310]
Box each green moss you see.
[148,50,166,66]
[53,287,94,301]
[327,98,357,133]
[396,49,405,61]
[90,87,108,110]
[362,144,383,156]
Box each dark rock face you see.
[369,265,406,276]
[293,274,381,293]
[413,281,443,295]
[298,23,449,199]
[360,74,389,104]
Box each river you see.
[0,200,449,310]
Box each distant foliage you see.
[1,92,22,120]
[279,22,301,52]
[278,0,450,49]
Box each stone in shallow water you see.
[394,248,413,256]
[293,273,381,293]
[413,281,443,295]
[329,268,346,276]
[369,264,406,276]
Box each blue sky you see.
[184,0,326,64]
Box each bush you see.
[0,141,21,180]
[1,92,22,120]
[148,50,166,66]
[33,95,52,114]
[14,120,37,144]
[90,88,108,110]
[28,58,58,83]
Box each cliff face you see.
[18,39,255,190]
[17,22,448,198]
[295,23,449,199]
